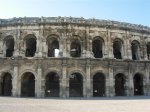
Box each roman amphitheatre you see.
[0,17,150,112]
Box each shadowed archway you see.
[4,36,14,57]
[25,35,37,57]
[134,73,143,95]
[113,39,123,59]
[0,72,12,96]
[45,72,60,97]
[93,73,105,97]
[69,73,83,97]
[92,37,104,58]
[70,39,81,57]
[21,72,35,97]
[115,73,126,96]
[47,36,59,57]
[131,40,140,60]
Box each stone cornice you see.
[0,17,150,33]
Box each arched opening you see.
[147,42,150,60]
[70,39,81,57]
[92,37,104,58]
[45,72,60,97]
[47,38,59,57]
[21,72,35,97]
[0,73,12,96]
[131,40,140,60]
[93,73,105,97]
[134,73,143,95]
[113,39,123,59]
[4,36,14,57]
[25,35,36,57]
[115,73,126,96]
[69,73,83,97]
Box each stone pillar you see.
[81,40,85,57]
[59,34,64,57]
[104,29,109,59]
[85,59,92,98]
[62,34,67,57]
[36,65,42,97]
[14,40,19,57]
[61,60,67,98]
[66,39,70,57]
[105,77,110,97]
[36,26,44,57]
[108,62,115,97]
[20,39,25,57]
[89,39,94,58]
[128,75,134,96]
[144,63,149,95]
[126,32,132,60]
[85,28,90,58]
[42,40,47,57]
[123,32,128,59]
[36,38,42,57]
[12,64,19,96]
[125,78,130,96]
[128,63,134,96]
[0,40,3,57]
[107,30,114,58]
[14,30,20,57]
[3,42,6,57]
[83,79,86,97]
[143,44,148,60]
[41,78,45,97]
[0,74,2,95]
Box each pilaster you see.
[105,77,110,97]
[107,29,114,59]
[108,61,115,97]
[128,62,134,96]
[14,29,20,57]
[36,64,42,97]
[144,62,149,95]
[126,31,132,60]
[12,64,19,96]
[85,59,92,98]
[61,59,67,98]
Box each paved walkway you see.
[0,96,150,112]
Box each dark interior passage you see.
[113,40,122,59]
[131,41,140,60]
[69,73,83,97]
[45,72,59,97]
[93,73,105,97]
[5,36,14,57]
[0,73,12,96]
[48,39,59,57]
[25,35,36,57]
[115,73,125,96]
[70,40,81,57]
[21,72,35,97]
[147,42,150,59]
[92,38,103,58]
[134,74,143,95]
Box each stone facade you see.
[0,17,150,98]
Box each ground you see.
[0,96,150,112]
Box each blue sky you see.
[0,0,150,26]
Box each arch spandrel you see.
[68,69,86,79]
[0,70,14,78]
[19,69,37,80]
[91,69,107,79]
[43,68,62,79]
[47,34,60,41]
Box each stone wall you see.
[0,17,150,98]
